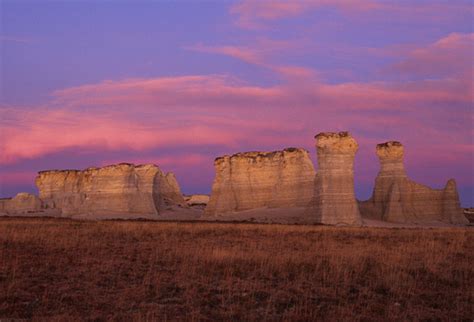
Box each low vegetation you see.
[0,218,472,321]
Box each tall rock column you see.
[374,141,408,222]
[309,132,362,226]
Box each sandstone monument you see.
[359,141,468,224]
[204,148,315,216]
[307,132,362,226]
[35,163,186,217]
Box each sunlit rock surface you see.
[35,163,186,217]
[204,148,315,217]
[359,141,468,224]
[307,132,362,226]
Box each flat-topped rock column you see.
[373,141,408,222]
[309,132,362,226]
[376,141,406,178]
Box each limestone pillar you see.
[310,132,362,226]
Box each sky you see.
[0,0,473,206]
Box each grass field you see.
[0,217,472,321]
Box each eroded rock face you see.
[160,173,187,207]
[204,148,316,216]
[359,142,468,224]
[307,132,362,226]
[35,163,186,217]
[0,193,42,215]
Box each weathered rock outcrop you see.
[35,163,186,217]
[185,194,210,207]
[359,141,468,224]
[307,132,362,226]
[204,148,315,216]
[0,193,42,215]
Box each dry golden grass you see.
[0,217,472,321]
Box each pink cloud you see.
[391,33,474,78]
[230,0,471,30]
[1,69,470,167]
[230,0,382,28]
[0,106,245,164]
[187,44,262,65]
[0,171,38,186]
[186,43,316,81]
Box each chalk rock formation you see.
[359,141,468,224]
[35,163,186,217]
[0,193,42,215]
[185,194,210,207]
[307,132,362,226]
[204,148,315,216]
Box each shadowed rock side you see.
[307,132,362,226]
[359,142,468,224]
[204,148,316,217]
[0,193,42,215]
[35,163,186,217]
[160,173,188,208]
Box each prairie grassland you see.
[0,217,472,321]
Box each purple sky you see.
[1,1,473,206]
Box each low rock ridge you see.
[204,148,316,216]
